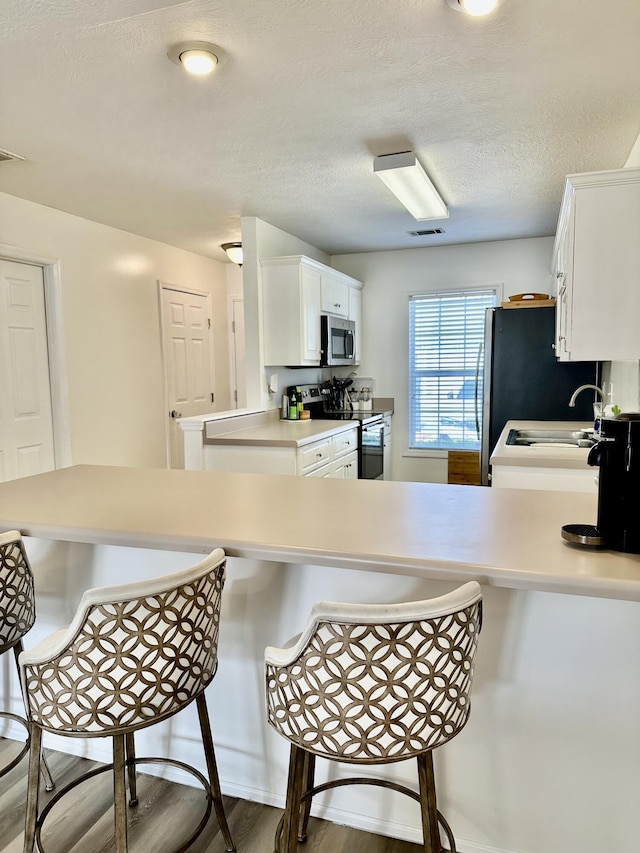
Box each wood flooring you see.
[0,740,424,852]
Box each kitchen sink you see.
[506,428,596,448]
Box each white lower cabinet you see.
[383,414,392,480]
[331,451,358,479]
[298,437,332,472]
[304,462,333,478]
[491,464,597,493]
[301,428,358,478]
[206,425,359,479]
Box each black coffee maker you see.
[587,414,640,553]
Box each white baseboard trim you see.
[33,737,519,853]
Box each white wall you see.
[332,237,555,482]
[0,192,230,468]
[241,216,331,410]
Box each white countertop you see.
[205,418,357,447]
[0,465,638,601]
[490,420,595,469]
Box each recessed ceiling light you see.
[167,41,224,76]
[446,0,499,16]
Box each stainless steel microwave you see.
[320,315,356,366]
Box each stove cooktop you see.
[312,410,383,424]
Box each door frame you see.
[227,294,245,409]
[0,243,72,470]
[157,280,215,467]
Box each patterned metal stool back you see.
[0,531,36,655]
[21,549,227,736]
[266,581,482,764]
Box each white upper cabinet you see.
[320,271,349,317]
[552,167,640,361]
[262,257,321,365]
[261,256,363,366]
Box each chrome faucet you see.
[568,384,605,407]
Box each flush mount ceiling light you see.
[167,41,223,75]
[446,0,499,15]
[221,242,243,265]
[373,152,448,221]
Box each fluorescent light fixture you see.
[221,242,243,265]
[373,152,448,221]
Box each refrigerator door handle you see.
[480,308,494,486]
[474,341,482,439]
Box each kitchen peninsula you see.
[0,466,638,853]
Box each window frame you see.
[407,284,501,455]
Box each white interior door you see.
[0,260,55,482]
[160,284,215,469]
[230,296,246,409]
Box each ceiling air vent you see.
[0,148,25,163]
[408,228,445,236]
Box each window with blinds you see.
[409,289,497,450]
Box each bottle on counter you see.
[288,387,299,420]
[281,394,289,419]
[296,387,304,417]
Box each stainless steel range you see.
[295,384,384,480]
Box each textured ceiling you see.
[0,0,639,262]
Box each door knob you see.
[170,410,182,418]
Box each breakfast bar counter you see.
[0,464,637,600]
[0,466,638,853]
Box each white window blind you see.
[409,288,496,450]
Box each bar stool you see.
[265,581,482,853]
[0,531,54,791]
[20,547,235,853]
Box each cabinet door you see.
[320,273,348,317]
[301,265,322,362]
[332,451,358,479]
[262,260,321,366]
[570,180,640,360]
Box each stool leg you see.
[23,723,41,853]
[13,642,55,793]
[40,750,55,793]
[280,744,307,853]
[125,732,138,806]
[298,751,316,842]
[417,752,441,853]
[196,692,236,852]
[113,734,129,853]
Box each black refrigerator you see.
[481,307,598,485]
